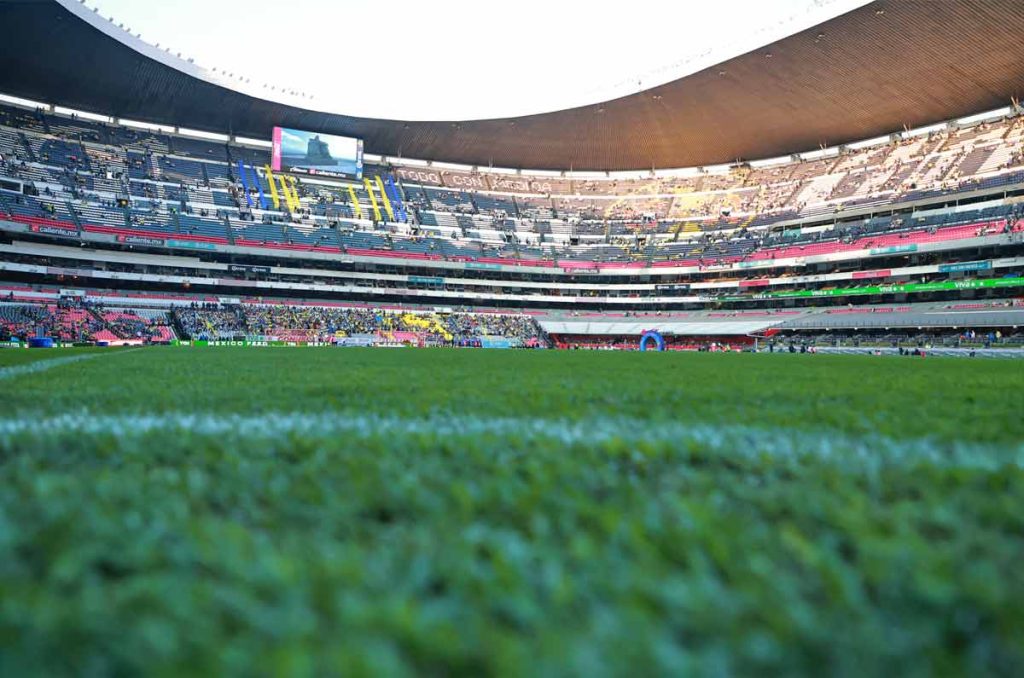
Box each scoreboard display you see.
[271,127,363,180]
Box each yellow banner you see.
[347,185,362,219]
[375,175,395,222]
[278,175,295,212]
[263,165,280,209]
[287,176,302,212]
[363,178,382,222]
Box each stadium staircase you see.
[148,154,162,181]
[76,138,90,166]
[223,215,236,245]
[82,308,146,343]
[330,225,346,252]
[170,210,183,234]
[236,161,253,208]
[65,201,83,232]
[85,306,106,328]
[385,175,407,223]
[824,154,844,175]
[17,132,37,162]
[169,313,188,340]
[373,175,396,222]
[643,240,658,265]
[781,181,806,207]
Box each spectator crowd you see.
[0,298,174,343]
[171,303,548,347]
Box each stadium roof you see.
[1,0,1023,171]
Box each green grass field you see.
[1,347,1022,675]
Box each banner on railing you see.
[733,276,1024,301]
[938,260,992,273]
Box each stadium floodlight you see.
[0,93,48,109]
[607,170,651,180]
[702,164,733,175]
[800,147,839,161]
[525,169,564,178]
[901,122,947,138]
[846,135,891,151]
[53,106,111,123]
[653,167,703,178]
[119,119,174,133]
[234,136,272,148]
[749,155,792,168]
[177,127,229,142]
[430,160,475,171]
[956,107,1013,126]
[394,157,428,167]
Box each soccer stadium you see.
[0,0,1022,673]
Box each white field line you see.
[0,352,107,381]
[0,412,1019,471]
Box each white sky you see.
[84,0,869,121]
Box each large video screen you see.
[272,127,363,179]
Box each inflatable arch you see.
[639,330,666,352]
